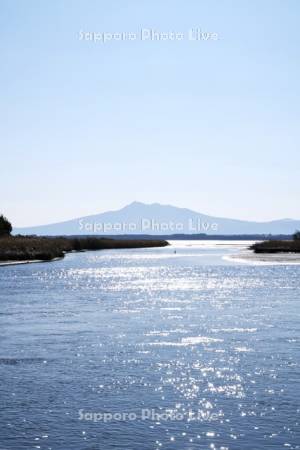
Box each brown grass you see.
[0,236,169,261]
[250,240,300,253]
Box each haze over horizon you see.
[1,0,300,226]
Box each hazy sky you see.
[1,0,300,226]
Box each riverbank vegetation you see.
[0,235,169,262]
[250,231,300,253]
[0,215,12,237]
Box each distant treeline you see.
[65,233,295,241]
[0,236,169,262]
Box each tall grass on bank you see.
[250,240,300,253]
[0,236,169,262]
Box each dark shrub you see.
[293,230,300,241]
[0,215,12,237]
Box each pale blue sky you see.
[1,0,299,226]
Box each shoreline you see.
[0,257,63,267]
[0,236,169,266]
[225,250,300,265]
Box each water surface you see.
[0,241,299,449]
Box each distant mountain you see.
[13,201,300,236]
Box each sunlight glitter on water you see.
[0,241,299,450]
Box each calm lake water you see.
[0,241,299,450]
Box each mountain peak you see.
[129,201,145,207]
[124,201,173,210]
[122,201,146,210]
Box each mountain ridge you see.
[13,202,300,236]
